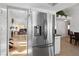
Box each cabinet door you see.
[55,36,61,54]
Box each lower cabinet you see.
[55,36,61,55]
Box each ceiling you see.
[0,3,77,13]
[63,4,78,16]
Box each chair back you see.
[74,32,79,40]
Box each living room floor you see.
[9,34,28,56]
[58,36,79,56]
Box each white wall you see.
[63,4,79,32]
[56,18,68,36]
[0,8,7,55]
[70,5,79,32]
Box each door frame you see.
[7,6,30,56]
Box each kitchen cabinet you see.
[55,35,61,55]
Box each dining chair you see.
[74,32,79,45]
[70,31,75,44]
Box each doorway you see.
[7,7,28,56]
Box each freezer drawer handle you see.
[33,43,53,48]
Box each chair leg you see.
[77,40,79,46]
[70,39,72,44]
[75,40,77,45]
